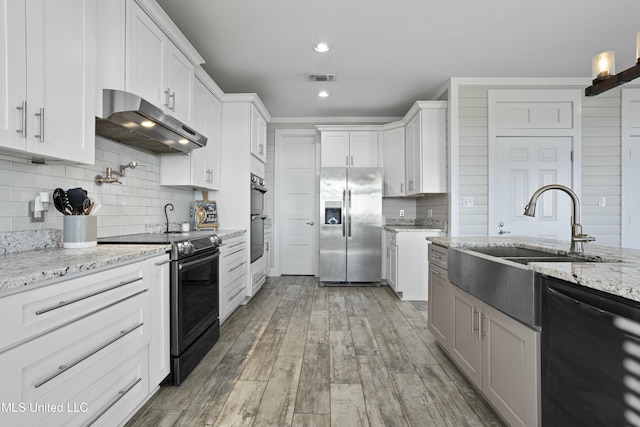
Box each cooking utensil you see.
[52,188,67,215]
[88,196,102,216]
[67,187,88,215]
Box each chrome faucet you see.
[523,184,595,253]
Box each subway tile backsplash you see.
[0,136,195,252]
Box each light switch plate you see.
[399,209,405,217]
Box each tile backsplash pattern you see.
[0,136,194,249]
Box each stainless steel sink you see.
[448,247,542,328]
[467,246,600,264]
[448,246,618,328]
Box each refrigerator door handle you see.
[342,189,346,237]
[348,189,352,237]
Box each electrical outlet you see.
[427,209,433,218]
[399,209,405,217]
[462,197,474,208]
[598,196,606,208]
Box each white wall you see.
[453,82,624,245]
[0,136,194,237]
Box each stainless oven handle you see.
[34,322,144,389]
[84,377,142,427]
[229,261,246,272]
[178,252,219,270]
[35,277,143,315]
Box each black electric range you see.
[98,231,221,385]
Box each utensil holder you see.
[63,216,97,248]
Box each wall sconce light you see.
[30,191,50,222]
[585,32,640,96]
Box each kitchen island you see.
[428,236,640,302]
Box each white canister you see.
[181,222,190,232]
[63,216,97,248]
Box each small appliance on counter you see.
[192,191,218,231]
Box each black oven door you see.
[251,185,266,216]
[251,215,266,263]
[171,249,219,355]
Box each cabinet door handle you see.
[35,277,143,315]
[229,261,246,272]
[350,155,354,166]
[164,88,171,108]
[345,155,349,166]
[16,101,26,138]
[34,322,144,389]
[400,182,403,193]
[84,377,142,427]
[34,108,44,141]
[480,314,486,337]
[170,91,176,111]
[472,308,479,335]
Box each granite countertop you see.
[0,244,170,297]
[428,236,640,302]
[384,225,444,233]
[216,229,246,240]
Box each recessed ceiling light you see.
[314,42,330,53]
[318,91,329,98]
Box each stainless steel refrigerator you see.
[320,167,382,284]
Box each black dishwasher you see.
[542,275,640,426]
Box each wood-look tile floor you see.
[126,276,505,427]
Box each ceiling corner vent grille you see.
[307,74,336,82]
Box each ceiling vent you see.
[307,74,336,82]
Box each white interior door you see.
[495,137,572,239]
[622,89,640,249]
[276,130,318,275]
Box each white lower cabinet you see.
[219,234,248,323]
[147,254,170,387]
[0,256,170,427]
[386,230,442,301]
[428,244,540,427]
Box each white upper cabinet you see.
[382,125,405,196]
[0,0,96,164]
[161,75,221,190]
[404,102,447,195]
[319,129,379,167]
[250,104,267,163]
[126,0,194,126]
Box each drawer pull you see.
[229,261,246,273]
[431,268,443,277]
[154,259,171,266]
[227,241,245,249]
[34,322,144,389]
[35,277,143,315]
[227,247,245,257]
[228,287,246,302]
[84,377,142,427]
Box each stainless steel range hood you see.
[95,89,207,155]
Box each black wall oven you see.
[250,174,268,263]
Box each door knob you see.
[306,221,314,226]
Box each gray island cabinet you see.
[428,243,539,427]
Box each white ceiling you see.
[155,0,639,119]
